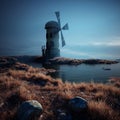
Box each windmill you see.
[43,11,69,60]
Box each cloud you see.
[61,49,86,55]
[91,36,120,46]
[61,48,92,58]
[61,47,120,59]
[91,41,120,46]
[68,36,120,47]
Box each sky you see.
[0,0,120,59]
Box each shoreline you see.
[2,55,117,65]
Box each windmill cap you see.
[45,21,60,29]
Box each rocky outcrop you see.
[68,96,88,113]
[17,100,43,120]
[49,57,118,65]
[49,57,82,65]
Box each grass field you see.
[0,57,120,120]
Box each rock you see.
[57,112,72,120]
[57,109,72,120]
[68,96,88,113]
[17,100,43,120]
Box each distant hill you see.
[116,59,120,62]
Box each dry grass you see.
[88,101,119,120]
[109,77,120,88]
[0,57,120,120]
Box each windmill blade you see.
[55,11,60,20]
[61,31,66,47]
[55,11,67,47]
[55,11,61,28]
[62,23,69,30]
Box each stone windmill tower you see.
[42,11,69,60]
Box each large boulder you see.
[68,96,88,113]
[17,100,43,120]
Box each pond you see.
[29,61,120,83]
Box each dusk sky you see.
[0,0,120,59]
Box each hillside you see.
[0,56,120,120]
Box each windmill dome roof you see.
[45,21,60,29]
